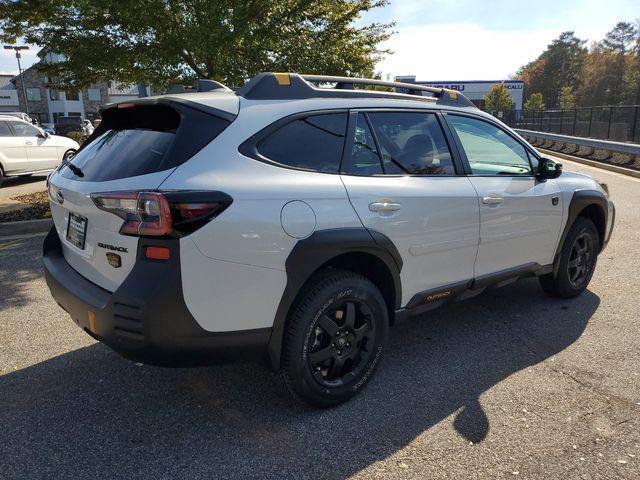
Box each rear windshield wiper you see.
[60,158,84,178]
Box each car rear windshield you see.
[59,103,232,182]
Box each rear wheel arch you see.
[267,228,402,370]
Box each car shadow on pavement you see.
[0,278,599,480]
[0,237,46,311]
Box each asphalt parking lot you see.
[0,159,638,479]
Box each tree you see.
[524,93,545,110]
[516,31,586,107]
[0,0,393,90]
[558,86,576,109]
[575,44,624,106]
[484,83,513,112]
[603,21,638,54]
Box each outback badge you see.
[106,252,122,268]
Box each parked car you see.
[0,116,79,185]
[41,123,56,135]
[54,116,94,137]
[0,111,33,123]
[43,73,615,407]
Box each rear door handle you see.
[482,195,504,205]
[25,141,34,146]
[369,202,402,213]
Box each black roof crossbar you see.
[166,79,232,94]
[236,72,477,108]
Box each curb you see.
[0,218,52,237]
[539,149,640,179]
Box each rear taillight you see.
[91,191,232,237]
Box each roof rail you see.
[236,72,477,108]
[166,79,232,94]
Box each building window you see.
[87,88,101,102]
[26,88,41,102]
[65,91,80,101]
[49,89,61,101]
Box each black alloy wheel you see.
[567,231,596,289]
[308,298,376,388]
[281,269,388,407]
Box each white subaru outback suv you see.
[44,73,614,407]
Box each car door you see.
[0,120,29,174]
[8,120,59,170]
[445,113,563,278]
[340,110,480,307]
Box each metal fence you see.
[499,106,640,144]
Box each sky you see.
[0,0,637,79]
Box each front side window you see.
[367,112,456,175]
[9,121,40,137]
[448,115,532,176]
[257,113,347,173]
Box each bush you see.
[66,131,87,145]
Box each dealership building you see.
[395,76,524,110]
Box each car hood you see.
[50,134,81,149]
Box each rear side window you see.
[341,113,383,175]
[256,113,347,173]
[60,103,232,182]
[367,112,456,175]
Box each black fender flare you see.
[267,227,402,370]
[553,189,609,276]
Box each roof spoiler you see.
[236,72,477,108]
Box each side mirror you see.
[37,131,48,139]
[536,157,562,180]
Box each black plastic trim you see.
[43,227,270,366]
[267,228,402,370]
[400,263,550,319]
[552,190,609,276]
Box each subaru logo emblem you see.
[55,189,64,204]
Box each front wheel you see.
[281,269,389,407]
[540,217,599,298]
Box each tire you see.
[63,149,76,162]
[539,217,600,298]
[0,166,4,187]
[281,269,389,407]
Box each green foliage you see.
[524,93,545,111]
[66,131,87,145]
[0,0,394,90]
[558,86,575,109]
[484,83,513,112]
[517,21,640,108]
[517,31,586,107]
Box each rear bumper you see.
[43,228,270,366]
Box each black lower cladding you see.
[42,228,271,366]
